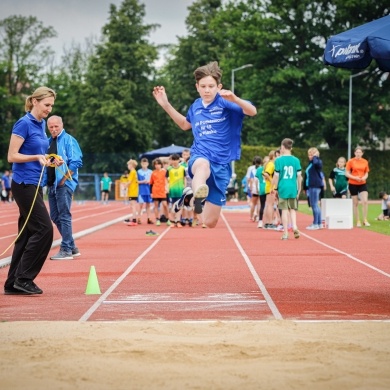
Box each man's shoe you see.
[306,224,320,230]
[293,229,300,239]
[13,279,43,294]
[123,218,130,223]
[50,249,73,260]
[193,184,209,214]
[173,187,193,213]
[72,247,81,257]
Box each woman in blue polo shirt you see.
[4,86,57,295]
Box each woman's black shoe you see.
[13,280,43,294]
[4,286,30,295]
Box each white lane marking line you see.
[79,228,171,322]
[301,232,390,279]
[103,300,266,304]
[0,213,130,269]
[221,212,283,320]
[0,233,17,241]
[72,205,129,222]
[0,221,16,227]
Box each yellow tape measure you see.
[46,153,73,181]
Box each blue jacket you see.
[42,129,83,192]
[305,156,323,188]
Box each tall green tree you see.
[44,41,94,139]
[153,0,226,148]
[0,15,57,168]
[78,0,159,171]
[212,0,390,149]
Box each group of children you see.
[118,150,206,229]
[246,144,389,235]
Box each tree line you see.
[1,0,389,173]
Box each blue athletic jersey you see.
[137,168,152,196]
[11,113,49,185]
[186,93,247,164]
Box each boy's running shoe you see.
[146,230,159,236]
[193,184,209,214]
[173,187,193,213]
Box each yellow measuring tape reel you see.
[46,153,73,181]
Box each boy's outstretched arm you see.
[152,86,192,131]
[219,89,257,116]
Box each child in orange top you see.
[345,147,370,227]
[150,158,170,226]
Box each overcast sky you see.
[1,0,194,63]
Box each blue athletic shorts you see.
[138,194,153,204]
[188,157,232,206]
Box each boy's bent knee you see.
[203,217,218,228]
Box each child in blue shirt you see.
[152,62,257,228]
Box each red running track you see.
[0,201,389,322]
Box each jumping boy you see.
[152,61,257,228]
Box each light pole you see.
[348,70,369,160]
[231,64,253,96]
[231,64,253,176]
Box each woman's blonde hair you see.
[308,147,319,157]
[25,86,56,112]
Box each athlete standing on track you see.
[272,138,302,240]
[345,147,370,227]
[152,61,257,228]
[4,86,57,295]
